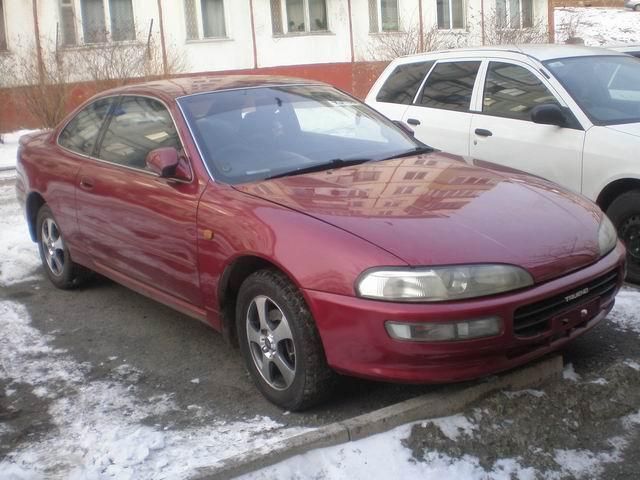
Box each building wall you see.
[0,0,551,131]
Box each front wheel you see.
[607,190,640,284]
[36,205,90,289]
[236,269,336,410]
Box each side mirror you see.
[146,147,190,181]
[392,120,415,137]
[530,104,568,127]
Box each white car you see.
[366,45,640,282]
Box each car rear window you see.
[376,61,434,105]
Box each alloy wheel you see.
[41,217,65,277]
[245,295,296,391]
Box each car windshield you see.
[177,84,419,184]
[544,55,640,125]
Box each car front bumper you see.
[305,243,626,383]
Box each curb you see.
[195,355,563,480]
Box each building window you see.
[60,0,77,46]
[0,0,6,51]
[368,0,399,33]
[184,0,226,40]
[270,0,328,35]
[496,0,533,29]
[437,0,465,29]
[79,0,135,44]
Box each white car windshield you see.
[178,84,420,184]
[545,55,640,125]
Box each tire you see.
[606,190,640,284]
[236,269,336,410]
[36,205,90,289]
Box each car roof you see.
[96,75,326,102]
[395,44,627,63]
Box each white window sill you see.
[273,31,334,38]
[369,31,405,36]
[61,40,142,51]
[436,28,469,33]
[186,37,233,44]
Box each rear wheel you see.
[36,205,90,289]
[607,190,640,284]
[236,269,336,410]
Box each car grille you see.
[513,269,619,338]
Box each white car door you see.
[401,60,483,157]
[469,60,585,193]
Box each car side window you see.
[483,62,560,121]
[376,61,435,105]
[419,61,481,112]
[97,96,180,170]
[58,98,114,156]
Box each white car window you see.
[482,62,560,121]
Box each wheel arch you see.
[597,178,640,213]
[217,255,302,347]
[26,191,46,241]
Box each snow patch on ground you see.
[0,130,37,170]
[240,422,536,480]
[609,287,640,335]
[0,301,307,479]
[555,8,640,46]
[0,183,41,286]
[425,414,477,441]
[563,363,581,382]
[503,389,546,399]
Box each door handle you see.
[474,128,493,137]
[406,118,421,126]
[79,176,94,190]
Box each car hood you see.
[605,122,640,138]
[234,153,603,283]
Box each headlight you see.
[598,215,617,257]
[356,264,533,302]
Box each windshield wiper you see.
[265,158,372,180]
[381,145,435,161]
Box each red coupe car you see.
[16,76,625,410]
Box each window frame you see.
[65,0,137,46]
[436,0,466,30]
[496,0,534,30]
[57,94,193,180]
[480,60,562,122]
[0,0,8,51]
[369,0,400,33]
[274,0,329,36]
[185,0,228,41]
[415,59,483,113]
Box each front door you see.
[469,60,585,193]
[76,95,204,307]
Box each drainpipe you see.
[249,0,258,69]
[418,0,424,52]
[347,0,355,63]
[32,0,45,85]
[548,1,555,43]
[480,0,486,46]
[156,0,169,76]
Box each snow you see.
[0,184,41,286]
[555,8,640,47]
[503,389,546,399]
[608,287,640,334]
[562,363,581,382]
[0,301,309,479]
[0,130,37,170]
[425,414,477,441]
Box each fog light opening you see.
[385,317,502,342]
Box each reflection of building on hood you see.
[243,156,501,219]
